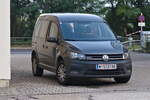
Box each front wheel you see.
[32,56,43,76]
[56,61,70,85]
[114,76,131,83]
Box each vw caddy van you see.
[31,13,132,85]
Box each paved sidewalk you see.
[36,92,150,100]
[0,92,150,100]
[0,51,149,99]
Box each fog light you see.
[127,68,132,73]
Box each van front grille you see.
[86,54,123,61]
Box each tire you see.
[114,76,131,83]
[32,56,43,77]
[56,61,70,85]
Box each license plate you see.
[96,64,117,70]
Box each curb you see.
[11,47,31,50]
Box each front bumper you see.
[65,59,132,78]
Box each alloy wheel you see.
[57,64,66,83]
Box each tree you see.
[11,0,32,37]
[11,0,150,37]
[11,0,103,37]
[101,0,141,36]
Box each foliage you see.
[11,0,150,37]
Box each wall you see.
[0,0,10,87]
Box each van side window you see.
[34,20,41,37]
[39,20,49,38]
[48,22,58,38]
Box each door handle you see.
[45,46,48,49]
[42,44,45,48]
[43,44,48,49]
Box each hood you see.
[65,41,123,54]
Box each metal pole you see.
[141,26,143,32]
[128,36,133,48]
[140,26,142,48]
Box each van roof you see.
[40,13,105,22]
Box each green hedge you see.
[143,42,150,52]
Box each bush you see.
[144,42,150,52]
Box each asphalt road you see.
[1,50,150,99]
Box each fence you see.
[11,37,32,46]
[11,37,141,50]
[122,40,141,51]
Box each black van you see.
[32,13,132,85]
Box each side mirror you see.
[117,36,122,41]
[47,37,58,43]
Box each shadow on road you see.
[42,73,117,87]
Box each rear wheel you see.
[32,56,43,76]
[56,61,70,85]
[114,76,131,83]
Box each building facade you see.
[0,0,10,87]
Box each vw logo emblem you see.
[102,55,109,61]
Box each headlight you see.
[70,52,86,60]
[123,52,129,59]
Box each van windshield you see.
[60,21,116,41]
